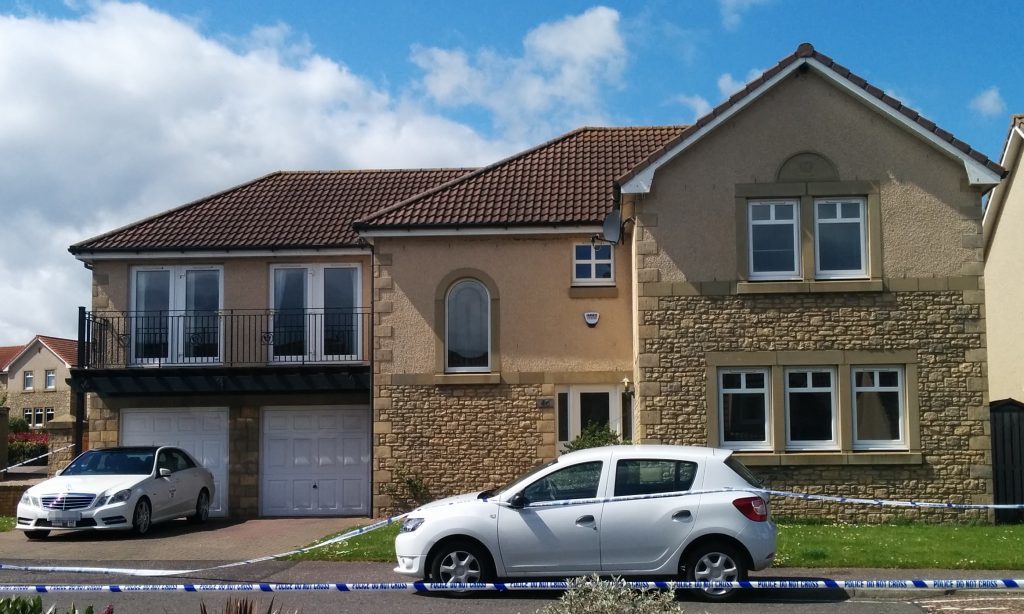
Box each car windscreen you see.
[724,455,763,488]
[62,449,156,476]
[486,459,559,497]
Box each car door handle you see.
[672,510,692,521]
[576,514,596,526]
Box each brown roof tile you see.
[37,336,79,368]
[619,43,1006,187]
[355,126,686,229]
[0,345,24,372]
[71,169,473,253]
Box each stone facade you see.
[6,388,72,431]
[635,288,990,522]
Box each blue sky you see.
[0,0,1021,344]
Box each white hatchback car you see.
[395,445,775,601]
[16,446,215,539]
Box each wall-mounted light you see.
[622,377,634,397]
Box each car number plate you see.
[47,511,81,527]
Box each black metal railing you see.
[79,308,371,369]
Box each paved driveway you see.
[0,517,368,561]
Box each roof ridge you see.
[353,125,686,229]
[274,168,477,175]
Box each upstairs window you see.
[270,264,362,362]
[815,198,867,278]
[45,370,56,389]
[23,371,33,390]
[132,266,222,364]
[446,279,490,372]
[748,200,800,280]
[573,243,614,285]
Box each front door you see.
[557,385,623,448]
[496,460,604,574]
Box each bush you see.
[539,575,684,614]
[0,596,105,614]
[382,463,432,512]
[9,432,48,445]
[563,423,626,453]
[8,416,29,434]
[8,441,48,466]
[199,597,295,614]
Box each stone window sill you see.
[736,279,883,294]
[732,452,922,466]
[433,373,501,385]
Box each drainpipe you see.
[74,306,86,457]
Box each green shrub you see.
[8,441,48,465]
[563,423,626,453]
[0,596,100,614]
[7,416,29,434]
[539,575,684,614]
[382,463,432,512]
[199,597,295,614]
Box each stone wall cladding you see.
[7,389,72,428]
[376,383,547,516]
[639,290,987,523]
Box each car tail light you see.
[733,496,769,522]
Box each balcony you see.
[72,308,372,396]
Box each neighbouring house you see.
[70,43,1005,522]
[0,344,22,406]
[2,336,78,430]
[982,114,1024,519]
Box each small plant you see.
[382,463,432,512]
[563,423,626,453]
[0,596,101,614]
[539,575,684,614]
[199,597,296,614]
[7,416,29,434]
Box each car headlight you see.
[101,489,133,506]
[20,494,37,507]
[399,517,424,533]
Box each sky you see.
[0,0,1022,346]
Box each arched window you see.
[446,279,490,372]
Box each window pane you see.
[594,263,612,279]
[325,268,358,356]
[722,392,767,443]
[774,204,794,220]
[621,392,633,442]
[811,371,832,387]
[184,270,220,360]
[575,245,591,260]
[134,270,170,359]
[856,390,901,440]
[788,391,833,441]
[614,460,697,496]
[746,372,765,388]
[878,370,899,387]
[841,202,860,218]
[524,461,602,502]
[721,373,742,389]
[594,244,611,260]
[447,280,489,369]
[751,225,796,273]
[788,371,806,388]
[273,268,307,358]
[45,407,54,422]
[579,392,610,430]
[855,370,874,386]
[23,409,31,423]
[45,371,55,388]
[750,204,771,221]
[818,222,862,271]
[557,392,569,441]
[818,202,837,219]
[575,263,591,279]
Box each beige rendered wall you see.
[986,148,1024,402]
[640,70,984,283]
[377,235,633,375]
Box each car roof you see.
[88,446,169,453]
[558,444,730,463]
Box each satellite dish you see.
[601,210,622,244]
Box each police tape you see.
[1,445,75,474]
[0,579,1023,593]
[5,486,1024,579]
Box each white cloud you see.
[673,94,712,121]
[0,2,539,345]
[716,68,763,98]
[718,0,771,31]
[411,6,626,140]
[969,86,1006,119]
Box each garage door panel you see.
[121,408,228,518]
[261,408,369,516]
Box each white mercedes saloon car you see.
[394,445,775,601]
[16,446,215,539]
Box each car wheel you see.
[429,541,492,591]
[132,498,152,536]
[24,530,50,540]
[188,489,210,524]
[683,542,747,602]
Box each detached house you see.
[71,44,1005,522]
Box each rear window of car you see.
[613,459,697,497]
[724,455,763,488]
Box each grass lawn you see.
[0,517,14,532]
[285,520,1024,569]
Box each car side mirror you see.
[509,492,528,509]
[159,468,171,478]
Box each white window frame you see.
[130,264,224,365]
[852,366,906,450]
[45,370,56,389]
[268,263,364,363]
[784,366,838,450]
[814,197,867,279]
[444,278,491,373]
[717,368,772,451]
[572,243,615,286]
[556,384,623,450]
[33,407,43,427]
[23,371,33,390]
[45,407,55,423]
[22,408,32,425]
[748,199,801,280]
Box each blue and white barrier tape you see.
[2,445,74,474]
[0,579,1023,593]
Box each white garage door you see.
[261,407,370,516]
[121,408,229,518]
